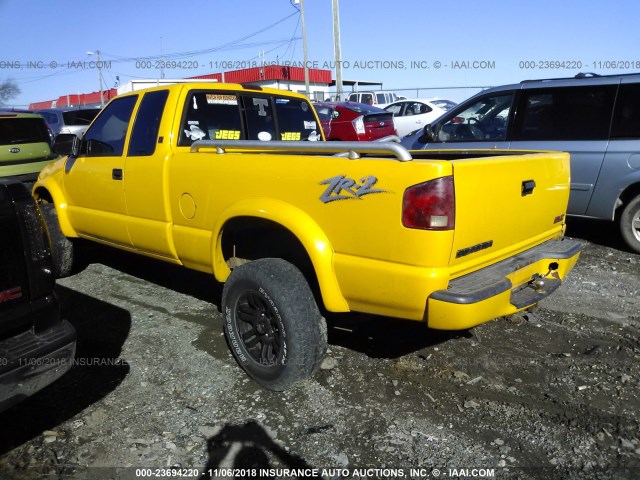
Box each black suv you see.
[0,179,75,412]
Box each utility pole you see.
[87,50,105,107]
[298,0,310,96]
[332,0,343,101]
[160,35,165,79]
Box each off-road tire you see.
[40,203,75,278]
[619,195,640,254]
[221,258,327,391]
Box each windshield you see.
[62,109,101,126]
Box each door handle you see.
[521,179,535,196]
[112,168,123,181]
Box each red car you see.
[313,101,397,141]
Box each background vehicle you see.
[0,180,76,412]
[314,101,397,141]
[402,72,640,253]
[384,98,449,137]
[346,91,399,107]
[35,106,102,138]
[0,111,55,182]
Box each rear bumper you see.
[0,320,76,412]
[427,239,582,330]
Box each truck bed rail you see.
[190,139,413,162]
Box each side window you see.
[611,83,640,139]
[437,93,513,142]
[512,85,616,141]
[179,92,243,146]
[274,97,321,141]
[376,93,386,104]
[242,95,275,141]
[82,95,137,156]
[406,102,431,116]
[386,104,403,116]
[361,93,374,105]
[128,90,169,156]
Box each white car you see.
[384,99,453,137]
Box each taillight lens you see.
[352,116,365,134]
[402,176,455,230]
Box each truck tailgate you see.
[449,151,571,273]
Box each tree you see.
[0,79,20,107]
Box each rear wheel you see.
[619,196,640,254]
[222,258,327,391]
[40,203,75,278]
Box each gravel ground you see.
[0,218,638,480]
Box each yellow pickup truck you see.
[33,83,582,390]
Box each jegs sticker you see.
[281,132,301,140]
[214,130,240,140]
[319,175,387,203]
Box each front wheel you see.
[221,258,327,391]
[619,196,640,254]
[40,202,75,278]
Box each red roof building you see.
[29,66,332,110]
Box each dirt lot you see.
[0,218,638,480]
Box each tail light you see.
[352,116,365,134]
[402,176,455,230]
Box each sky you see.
[2,0,640,107]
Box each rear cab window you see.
[128,90,170,156]
[178,90,321,146]
[0,116,50,146]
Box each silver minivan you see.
[403,73,640,253]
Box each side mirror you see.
[52,134,79,156]
[418,124,436,144]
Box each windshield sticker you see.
[304,120,317,130]
[308,130,321,141]
[257,131,272,141]
[281,132,301,141]
[192,96,199,110]
[184,125,206,141]
[253,98,269,116]
[214,129,240,140]
[319,175,387,203]
[206,94,237,105]
[301,102,309,112]
[276,98,290,104]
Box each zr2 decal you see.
[319,175,387,203]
